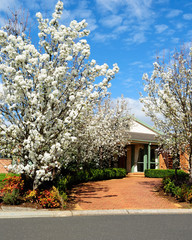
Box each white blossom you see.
[0,1,120,189]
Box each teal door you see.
[137,148,144,172]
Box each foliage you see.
[63,97,131,169]
[38,187,62,208]
[0,173,18,182]
[1,176,24,194]
[186,189,192,203]
[55,168,126,192]
[174,184,188,202]
[163,178,176,195]
[24,189,38,203]
[145,169,189,179]
[141,47,192,177]
[0,176,24,205]
[0,1,129,189]
[162,176,192,202]
[2,188,20,205]
[24,186,65,208]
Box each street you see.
[0,214,192,240]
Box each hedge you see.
[144,169,189,179]
[55,168,126,193]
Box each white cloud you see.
[94,0,155,44]
[126,32,146,44]
[166,9,182,18]
[102,15,123,28]
[86,18,98,31]
[114,97,154,126]
[125,0,153,20]
[175,23,184,30]
[183,13,192,20]
[0,0,21,13]
[122,78,135,89]
[155,24,168,34]
[93,32,117,42]
[96,0,153,20]
[113,25,128,34]
[61,1,98,31]
[96,0,123,13]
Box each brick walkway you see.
[71,176,181,210]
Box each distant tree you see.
[64,97,131,169]
[140,47,192,178]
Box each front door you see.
[137,148,144,172]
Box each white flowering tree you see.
[140,48,192,178]
[64,97,131,169]
[0,1,119,189]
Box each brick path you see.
[71,176,181,210]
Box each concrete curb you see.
[1,208,192,219]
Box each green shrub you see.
[186,189,192,203]
[164,180,176,195]
[55,168,126,192]
[145,169,189,179]
[2,188,20,205]
[162,175,192,203]
[162,177,172,186]
[174,184,189,202]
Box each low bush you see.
[174,184,189,202]
[186,189,192,203]
[24,189,39,203]
[38,187,62,208]
[145,169,189,180]
[1,176,24,195]
[55,168,126,192]
[162,176,192,202]
[24,186,65,208]
[0,176,24,205]
[163,178,176,195]
[2,189,20,205]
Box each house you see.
[118,118,183,173]
[0,118,189,174]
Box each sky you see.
[0,0,192,125]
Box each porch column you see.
[148,143,151,169]
[144,145,148,171]
[131,145,135,173]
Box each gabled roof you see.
[128,117,161,144]
[133,117,162,135]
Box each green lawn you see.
[0,173,18,182]
[0,173,18,188]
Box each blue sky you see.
[0,0,192,124]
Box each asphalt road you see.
[1,214,192,240]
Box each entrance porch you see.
[118,144,159,173]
